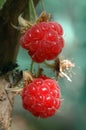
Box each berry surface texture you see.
[22,78,61,118]
[20,22,64,63]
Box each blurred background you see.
[1,0,86,130]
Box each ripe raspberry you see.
[22,77,61,118]
[20,22,64,63]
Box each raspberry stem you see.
[41,0,45,11]
[44,61,55,69]
[36,64,43,77]
[30,60,34,73]
[28,0,37,21]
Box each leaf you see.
[0,0,6,9]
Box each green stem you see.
[36,64,40,77]
[41,0,45,11]
[29,0,37,21]
[30,60,34,73]
[44,61,55,69]
[36,64,43,77]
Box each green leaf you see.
[0,0,6,9]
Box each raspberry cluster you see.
[22,77,61,118]
[20,22,64,63]
[20,19,64,118]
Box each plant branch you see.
[0,0,40,75]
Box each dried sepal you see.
[18,14,33,27]
[44,58,75,82]
[58,59,75,81]
[60,59,75,72]
[23,71,34,83]
[36,11,51,23]
[11,14,33,33]
[4,71,34,95]
[12,11,51,33]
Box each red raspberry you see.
[20,22,64,63]
[22,77,61,118]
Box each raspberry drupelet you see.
[20,21,64,63]
[22,77,61,118]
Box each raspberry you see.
[20,22,64,63]
[22,77,61,118]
